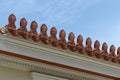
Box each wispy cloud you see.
[0,0,100,27]
[1,0,120,52]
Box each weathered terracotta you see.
[85,37,93,56]
[67,32,76,52]
[101,42,109,61]
[58,29,66,49]
[17,18,28,39]
[5,14,16,36]
[76,35,84,54]
[117,47,120,64]
[29,21,39,42]
[109,45,116,63]
[3,14,120,64]
[49,27,57,47]
[93,40,101,59]
[39,24,48,44]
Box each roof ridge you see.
[0,14,120,64]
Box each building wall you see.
[0,65,69,80]
[0,66,32,80]
[0,33,120,80]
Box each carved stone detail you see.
[0,54,110,80]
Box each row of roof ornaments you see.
[1,14,120,64]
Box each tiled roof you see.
[0,14,120,64]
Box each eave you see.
[0,33,120,80]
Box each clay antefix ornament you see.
[109,45,116,63]
[67,32,76,52]
[39,24,48,44]
[49,27,57,47]
[76,35,84,54]
[3,14,120,64]
[85,37,93,56]
[101,42,109,61]
[58,29,66,49]
[117,47,120,64]
[29,21,39,42]
[17,18,28,39]
[5,14,16,36]
[93,40,101,58]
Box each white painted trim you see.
[31,72,69,80]
[0,32,120,79]
[0,53,112,80]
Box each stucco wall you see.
[0,66,32,80]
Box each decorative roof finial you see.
[29,21,39,42]
[101,42,109,61]
[49,27,57,47]
[17,18,28,39]
[94,40,101,58]
[76,35,84,53]
[117,47,120,57]
[6,14,16,36]
[2,14,120,64]
[117,47,120,63]
[67,32,76,52]
[58,29,66,49]
[109,45,116,57]
[39,24,48,44]
[109,45,116,63]
[85,37,93,56]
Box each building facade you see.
[0,14,120,80]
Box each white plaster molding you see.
[0,32,120,78]
[31,72,69,80]
[0,27,7,34]
[0,53,112,80]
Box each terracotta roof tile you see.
[1,14,120,64]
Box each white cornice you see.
[0,32,120,78]
[0,53,112,80]
[31,72,69,80]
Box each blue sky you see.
[0,0,120,52]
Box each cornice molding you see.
[0,33,120,80]
[31,72,69,80]
[0,52,112,80]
